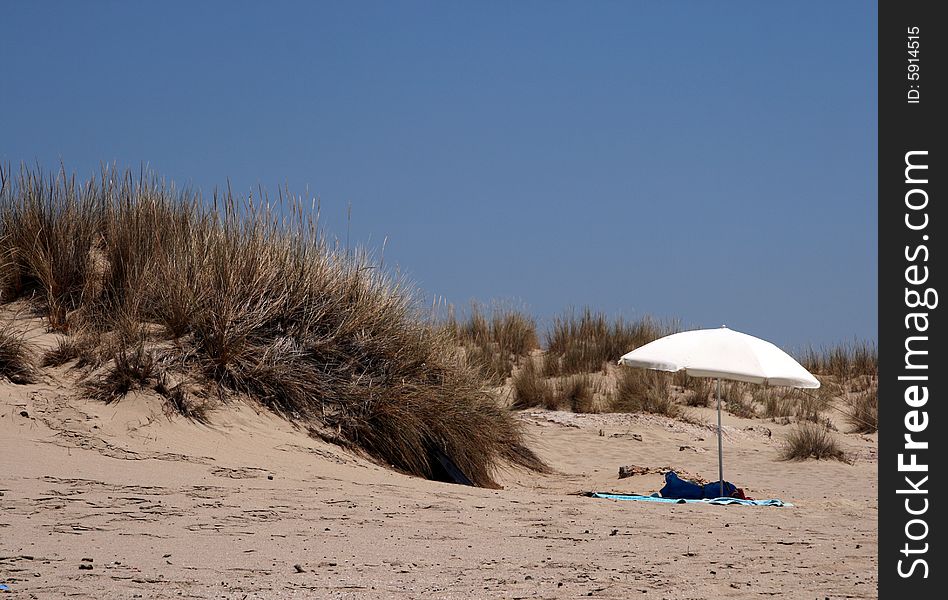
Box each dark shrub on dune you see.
[0,165,546,486]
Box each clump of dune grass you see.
[843,389,878,434]
[780,422,847,462]
[756,387,796,418]
[81,340,159,404]
[755,385,834,424]
[798,341,878,381]
[41,330,105,368]
[41,337,86,367]
[544,308,673,376]
[511,362,600,413]
[847,374,877,394]
[611,368,683,418]
[445,303,538,383]
[0,323,36,384]
[680,375,712,407]
[796,343,878,431]
[795,386,833,423]
[461,344,514,385]
[0,171,99,331]
[0,164,546,486]
[153,374,212,424]
[79,337,212,422]
[558,374,597,413]
[722,382,757,418]
[511,358,556,410]
[674,371,711,407]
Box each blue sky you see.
[1,1,877,349]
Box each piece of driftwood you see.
[618,465,667,479]
[617,465,708,483]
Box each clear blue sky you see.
[1,1,877,349]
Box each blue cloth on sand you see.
[590,492,791,507]
[660,471,737,499]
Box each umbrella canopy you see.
[618,327,820,389]
[617,326,820,498]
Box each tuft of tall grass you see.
[41,325,106,368]
[81,341,159,404]
[0,167,100,331]
[722,382,757,418]
[544,308,673,376]
[756,387,795,418]
[611,368,683,418]
[0,322,36,384]
[42,337,86,368]
[1,165,545,487]
[153,375,211,424]
[680,375,711,407]
[795,386,833,423]
[558,374,597,413]
[798,341,878,381]
[511,358,556,410]
[445,303,538,383]
[462,344,515,385]
[510,361,599,413]
[755,385,832,423]
[843,389,878,434]
[780,422,847,462]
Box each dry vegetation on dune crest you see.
[443,303,539,384]
[843,390,878,434]
[799,341,878,381]
[721,382,757,419]
[611,368,684,418]
[511,358,556,410]
[511,359,602,413]
[677,373,712,407]
[0,165,546,487]
[493,309,877,445]
[798,343,879,434]
[544,308,673,376]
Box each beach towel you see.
[590,492,791,507]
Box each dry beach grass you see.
[0,165,544,487]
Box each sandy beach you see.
[2,350,877,599]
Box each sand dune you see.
[2,353,876,599]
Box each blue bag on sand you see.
[659,471,705,499]
[660,471,737,499]
[701,480,737,499]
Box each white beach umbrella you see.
[617,326,820,497]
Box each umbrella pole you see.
[716,378,724,497]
